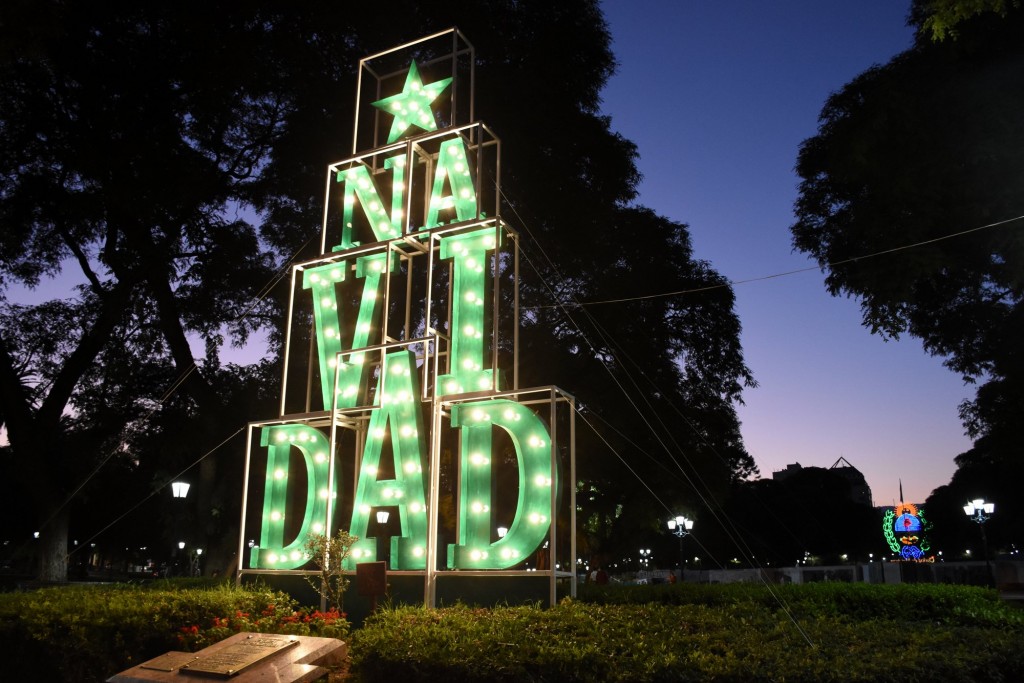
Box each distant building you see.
[772,457,873,507]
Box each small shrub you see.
[302,529,358,612]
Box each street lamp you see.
[192,548,203,577]
[171,481,190,575]
[964,498,995,587]
[639,548,652,569]
[963,498,994,523]
[667,515,694,578]
[376,510,391,568]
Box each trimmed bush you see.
[351,584,1024,682]
[577,581,1022,627]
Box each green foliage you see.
[913,0,1019,40]
[578,582,1022,627]
[0,580,349,682]
[302,529,358,612]
[352,584,1024,682]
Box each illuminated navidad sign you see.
[239,32,574,585]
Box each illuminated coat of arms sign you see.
[883,503,932,561]
[236,30,576,606]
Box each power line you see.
[527,213,1024,309]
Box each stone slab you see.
[107,632,347,683]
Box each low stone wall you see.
[677,560,1024,588]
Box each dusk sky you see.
[599,0,972,505]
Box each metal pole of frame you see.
[425,391,443,608]
[512,230,519,393]
[382,243,394,344]
[423,232,442,608]
[323,363,345,612]
[319,160,333,255]
[353,60,364,155]
[568,394,577,598]
[236,424,255,586]
[549,387,557,607]
[279,268,299,417]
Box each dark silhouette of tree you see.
[925,439,1022,558]
[792,2,1024,506]
[1,1,754,579]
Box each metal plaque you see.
[356,561,387,597]
[139,651,199,672]
[180,635,298,678]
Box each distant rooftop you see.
[772,458,873,507]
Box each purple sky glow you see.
[599,0,972,505]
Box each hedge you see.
[0,580,348,682]
[2,581,1021,682]
[351,584,1024,682]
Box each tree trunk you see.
[37,507,70,583]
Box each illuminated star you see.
[372,61,452,143]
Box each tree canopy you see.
[0,0,754,579]
[912,0,1021,39]
[793,1,1024,557]
[792,3,1024,497]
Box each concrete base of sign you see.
[107,632,347,683]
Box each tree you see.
[0,1,317,579]
[1,1,755,579]
[791,3,1024,486]
[925,438,1023,557]
[912,0,1020,40]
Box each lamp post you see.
[963,498,995,587]
[171,482,190,576]
[376,510,390,568]
[667,515,694,580]
[638,548,652,570]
